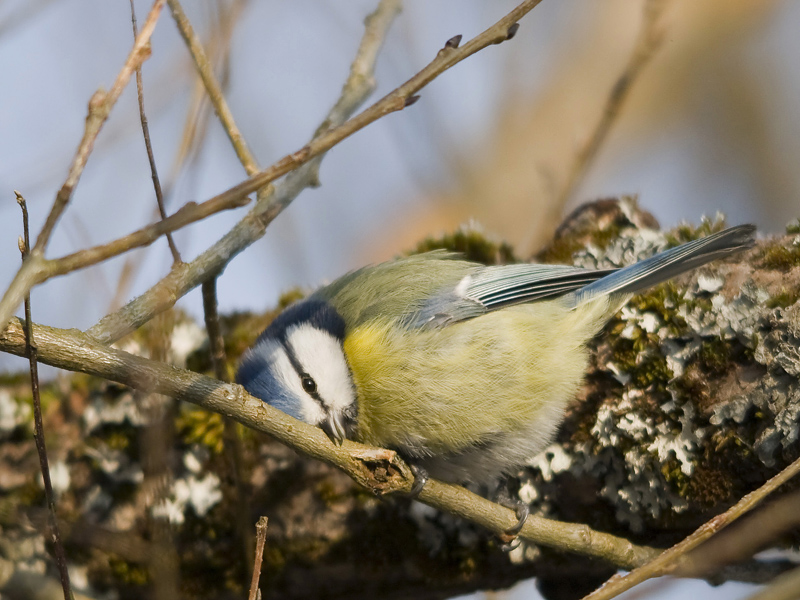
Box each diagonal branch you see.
[0,192,249,310]
[167,0,260,177]
[0,0,167,334]
[0,317,660,570]
[582,453,800,600]
[89,0,404,344]
[89,0,541,345]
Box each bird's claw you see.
[504,501,529,537]
[408,464,428,497]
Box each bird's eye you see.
[301,375,317,394]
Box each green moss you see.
[660,457,690,497]
[178,407,225,454]
[759,244,800,271]
[697,338,732,375]
[630,282,690,336]
[0,372,31,386]
[610,338,672,391]
[412,227,518,265]
[109,556,149,586]
[536,236,585,265]
[767,288,800,309]
[665,216,727,247]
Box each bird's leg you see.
[408,463,429,497]
[494,482,530,540]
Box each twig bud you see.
[404,95,421,107]
[444,35,462,50]
[506,23,520,40]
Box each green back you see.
[315,252,476,328]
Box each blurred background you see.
[0,0,798,375]
[0,2,796,598]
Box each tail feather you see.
[565,225,756,308]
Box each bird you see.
[237,225,755,492]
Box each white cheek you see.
[285,324,355,412]
[267,342,327,425]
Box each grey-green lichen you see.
[507,212,800,558]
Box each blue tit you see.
[237,226,754,487]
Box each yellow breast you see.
[342,298,612,457]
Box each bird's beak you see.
[321,411,346,446]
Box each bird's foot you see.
[504,501,529,537]
[493,483,530,545]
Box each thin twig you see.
[89,0,540,345]
[201,277,253,571]
[677,490,800,579]
[110,1,248,311]
[556,0,669,209]
[581,453,800,600]
[3,191,249,302]
[248,516,269,600]
[158,0,537,226]
[0,0,167,333]
[34,0,165,254]
[0,318,660,570]
[15,192,72,600]
[167,0,260,176]
[131,0,182,265]
[50,193,249,275]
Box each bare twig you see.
[0,317,660,570]
[1,191,249,308]
[35,0,165,253]
[678,490,800,579]
[89,0,541,345]
[131,0,182,265]
[248,517,269,600]
[202,277,253,570]
[15,192,72,600]
[0,0,167,333]
[167,0,260,177]
[159,0,537,224]
[110,1,248,311]
[581,453,800,600]
[51,193,248,275]
[202,277,229,382]
[557,0,669,209]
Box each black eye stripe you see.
[283,342,324,405]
